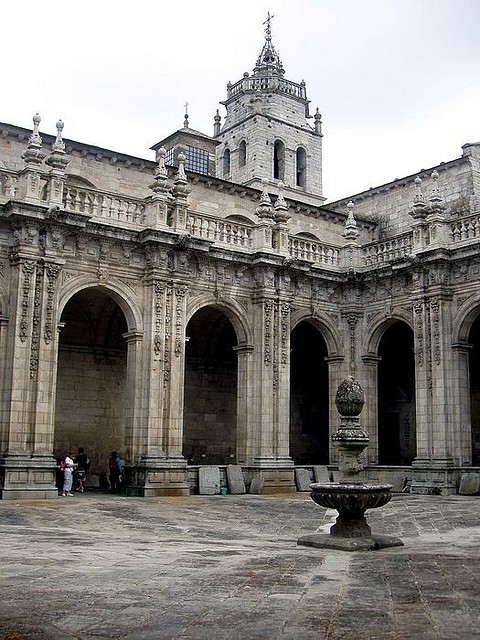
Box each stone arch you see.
[452,297,480,464]
[238,140,247,167]
[290,310,342,357]
[183,298,249,466]
[66,174,97,189]
[55,280,142,479]
[373,318,416,466]
[290,318,330,464]
[364,309,413,356]
[224,214,255,226]
[296,146,307,188]
[186,295,252,347]
[294,231,321,241]
[452,295,480,344]
[223,147,231,177]
[273,139,286,182]
[58,276,142,334]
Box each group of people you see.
[57,449,124,496]
[57,447,90,496]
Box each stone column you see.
[122,330,145,463]
[361,354,382,464]
[0,254,60,499]
[31,262,63,457]
[233,343,254,465]
[411,293,457,494]
[451,342,473,465]
[249,292,295,493]
[128,278,189,496]
[411,297,431,464]
[325,355,346,466]
[428,295,455,464]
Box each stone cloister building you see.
[0,21,479,499]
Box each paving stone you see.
[0,493,480,639]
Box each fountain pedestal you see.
[297,377,404,551]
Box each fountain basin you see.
[310,482,393,516]
[298,482,404,551]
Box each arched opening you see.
[273,140,285,182]
[296,147,307,188]
[55,287,128,481]
[183,306,238,465]
[290,321,329,464]
[469,314,480,464]
[238,140,247,167]
[223,147,231,177]
[378,321,416,465]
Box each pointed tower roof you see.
[253,12,284,77]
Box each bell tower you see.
[214,14,325,204]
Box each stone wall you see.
[54,347,127,477]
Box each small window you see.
[223,147,231,177]
[165,147,175,166]
[296,147,307,188]
[273,140,285,181]
[238,140,247,167]
[186,146,208,174]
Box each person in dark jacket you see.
[108,451,124,492]
[75,447,90,492]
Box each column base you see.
[410,459,460,495]
[127,458,189,497]
[248,459,296,494]
[0,453,60,500]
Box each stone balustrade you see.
[362,234,413,266]
[227,75,307,100]
[63,186,146,225]
[288,237,340,266]
[187,212,252,248]
[450,212,480,243]
[2,165,479,267]
[0,170,19,200]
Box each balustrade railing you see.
[63,186,146,225]
[227,76,307,100]
[450,212,480,243]
[288,237,339,266]
[187,212,253,247]
[362,234,412,266]
[0,170,18,200]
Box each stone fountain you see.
[297,376,404,551]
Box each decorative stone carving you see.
[298,377,403,550]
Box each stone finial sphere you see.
[335,376,365,417]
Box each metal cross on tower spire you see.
[263,11,275,42]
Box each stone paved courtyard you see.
[0,492,479,639]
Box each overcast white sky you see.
[3,0,479,201]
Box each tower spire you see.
[254,12,284,76]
